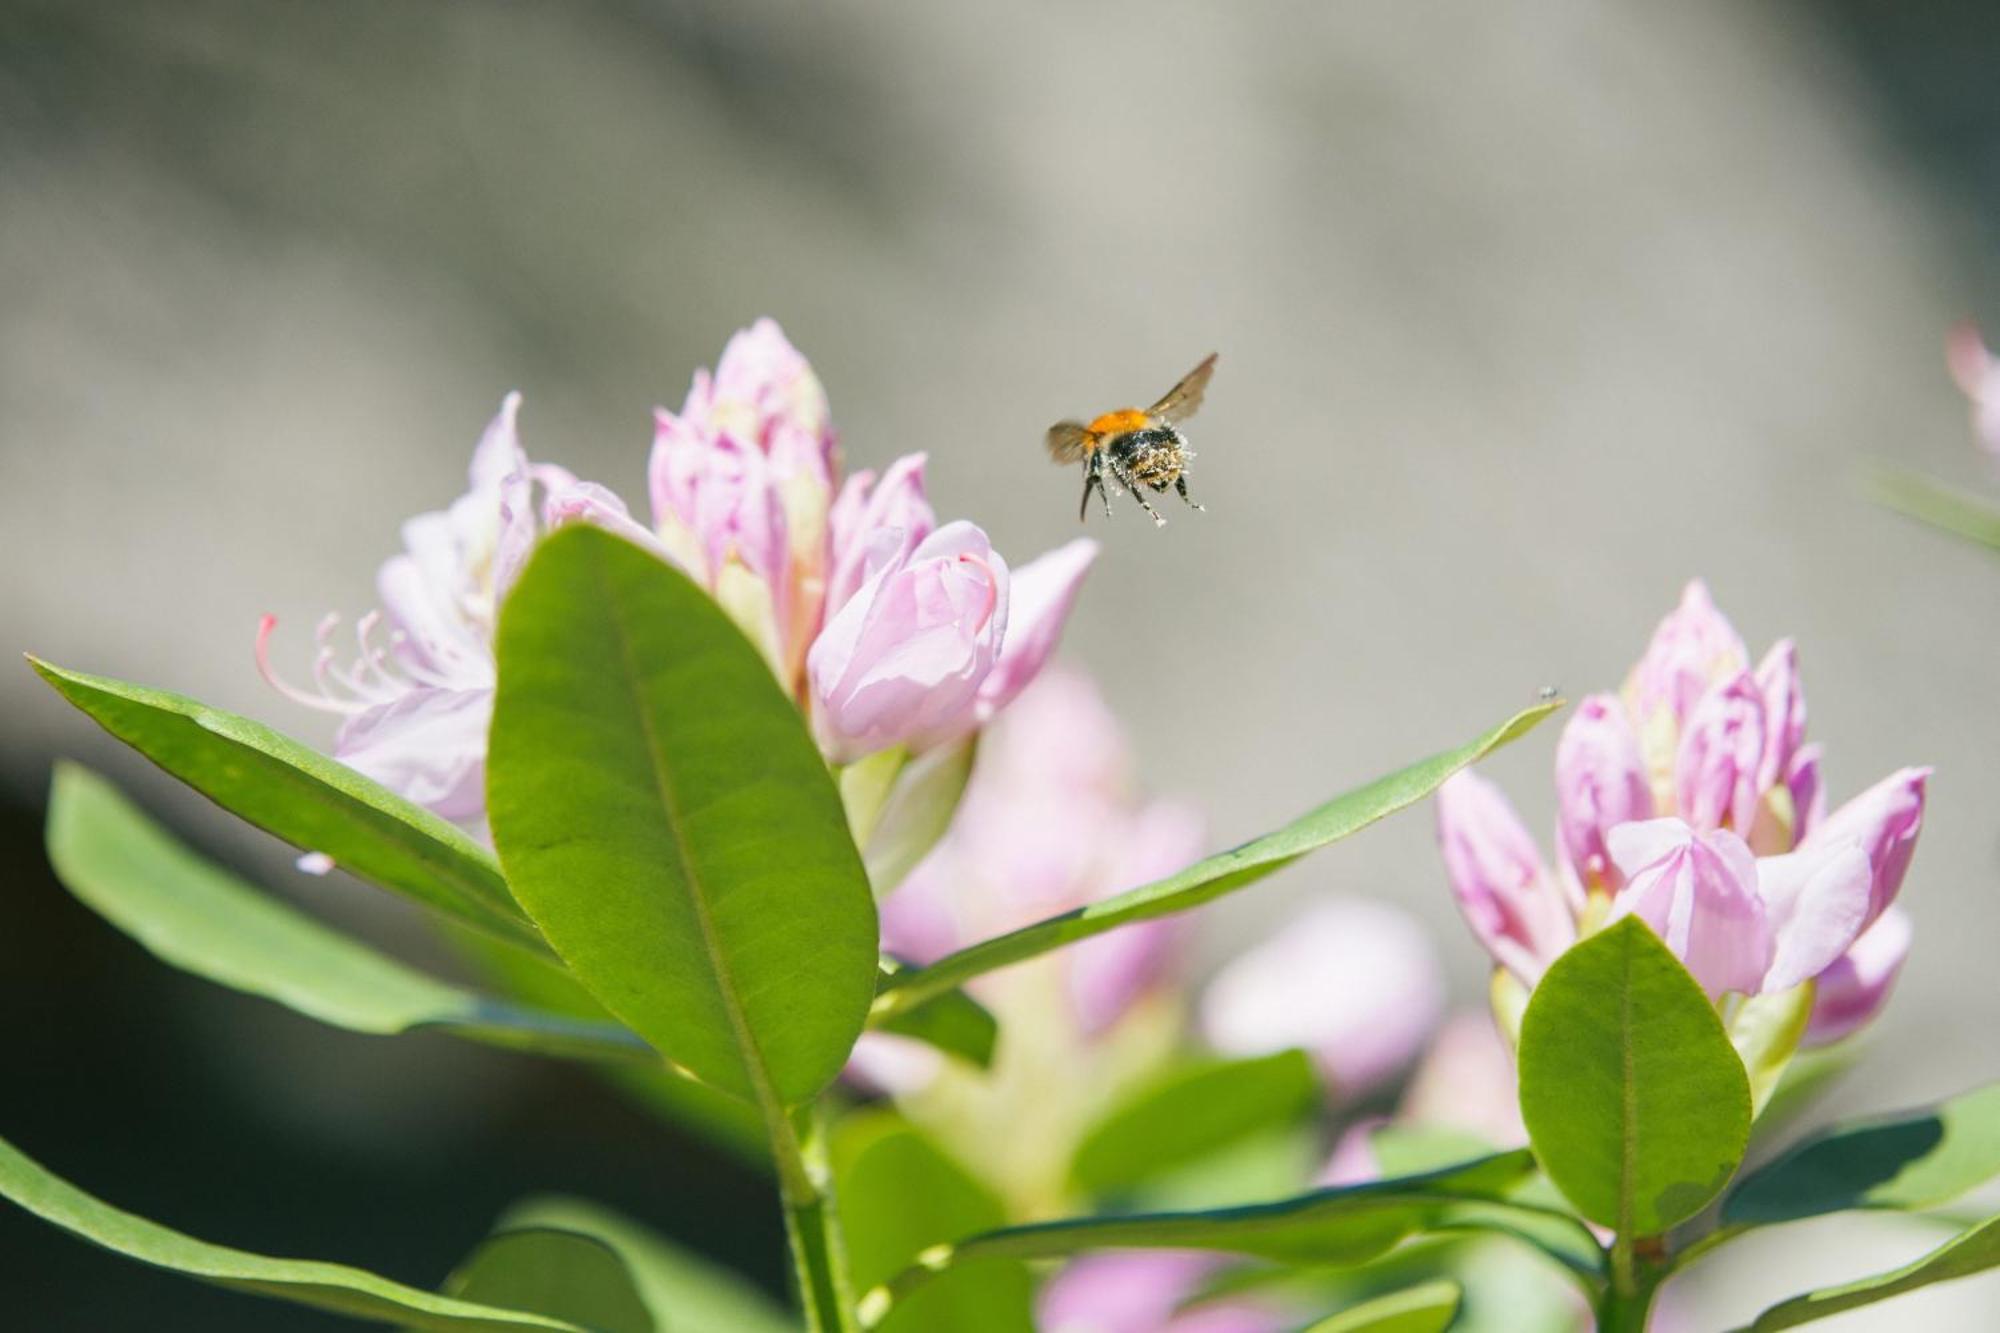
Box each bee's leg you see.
[1079,456,1112,521]
[1175,475,1205,512]
[1115,467,1166,527]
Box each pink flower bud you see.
[1607,819,1771,999]
[1625,580,1750,727]
[1200,897,1445,1099]
[975,537,1098,724]
[1805,905,1913,1046]
[1753,840,1872,994]
[1787,744,1826,841]
[826,453,935,616]
[1754,639,1807,792]
[1436,772,1575,983]
[1674,670,1767,834]
[1803,767,1929,926]
[807,521,1009,763]
[1554,694,1653,892]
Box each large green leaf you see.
[487,526,878,1107]
[0,1134,582,1331]
[1734,1215,2000,1330]
[45,763,648,1062]
[1303,1279,1462,1333]
[28,656,535,947]
[835,1113,1032,1333]
[862,1152,1540,1321]
[1069,1050,1319,1195]
[493,1198,796,1333]
[1723,1083,2000,1228]
[1517,917,1751,1236]
[437,1231,653,1333]
[872,700,1561,1019]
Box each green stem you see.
[1598,1233,1663,1332]
[773,1103,858,1333]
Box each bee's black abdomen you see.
[1105,427,1181,464]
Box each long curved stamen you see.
[256,615,366,715]
[955,552,1000,634]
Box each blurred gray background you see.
[4,1,1999,1327]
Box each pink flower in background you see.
[263,319,1095,821]
[1947,320,2000,459]
[1039,1252,1285,1333]
[1200,897,1445,1098]
[879,669,1201,1031]
[1436,582,1927,1043]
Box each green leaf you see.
[1723,1082,2000,1227]
[437,1230,653,1333]
[870,959,997,1069]
[0,1134,584,1331]
[487,526,878,1106]
[27,656,536,948]
[494,1198,796,1333]
[1303,1279,1462,1333]
[1871,467,2000,554]
[835,1113,1033,1333]
[873,700,1561,1020]
[1517,917,1751,1236]
[859,736,976,898]
[863,1152,1541,1322]
[1734,1214,2000,1330]
[1730,983,1815,1119]
[1069,1050,1319,1195]
[46,764,649,1062]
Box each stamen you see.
[256,615,364,715]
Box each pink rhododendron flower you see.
[264,320,1095,823]
[257,393,583,824]
[1437,581,1926,1044]
[1947,320,2000,460]
[1199,897,1445,1098]
[1806,905,1913,1045]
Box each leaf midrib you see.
[595,542,784,1118]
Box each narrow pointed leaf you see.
[1304,1279,1462,1333]
[1872,468,2000,554]
[437,1231,653,1333]
[1070,1050,1319,1195]
[494,1199,795,1333]
[28,656,535,947]
[874,700,1561,1018]
[1735,1215,2000,1330]
[487,527,878,1106]
[0,1135,584,1331]
[46,763,648,1062]
[1518,917,1751,1236]
[1723,1082,2000,1227]
[836,1114,1032,1333]
[864,1153,1539,1320]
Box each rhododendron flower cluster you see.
[257,319,1096,829]
[1438,580,1925,1044]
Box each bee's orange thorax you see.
[1087,408,1151,438]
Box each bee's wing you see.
[1046,420,1093,465]
[1146,352,1219,426]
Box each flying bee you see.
[1046,353,1217,526]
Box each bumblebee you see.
[1046,353,1216,526]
